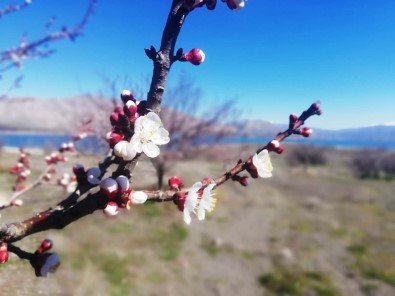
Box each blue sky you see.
[1,0,394,129]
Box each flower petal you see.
[197,183,216,221]
[142,142,160,158]
[252,149,273,178]
[131,136,143,153]
[183,210,192,225]
[114,141,137,160]
[151,128,170,145]
[145,112,162,125]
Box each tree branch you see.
[146,0,189,113]
[0,0,98,73]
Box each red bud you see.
[0,243,8,264]
[168,176,184,190]
[37,239,53,254]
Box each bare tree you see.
[0,0,98,99]
[0,0,321,278]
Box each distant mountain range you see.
[1,97,394,145]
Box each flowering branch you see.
[0,0,97,73]
[0,0,322,276]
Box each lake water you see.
[0,132,394,150]
[0,132,105,153]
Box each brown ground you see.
[0,145,394,296]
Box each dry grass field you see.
[0,145,394,296]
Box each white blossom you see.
[131,112,170,158]
[252,149,273,178]
[183,182,217,225]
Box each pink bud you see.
[11,199,23,206]
[307,101,322,116]
[225,0,246,10]
[239,176,249,186]
[45,156,52,164]
[48,168,57,174]
[43,173,52,182]
[289,113,298,123]
[247,164,259,179]
[300,127,313,137]
[168,176,184,190]
[106,131,125,147]
[100,178,119,199]
[72,163,85,176]
[17,172,27,181]
[120,89,135,104]
[181,48,205,65]
[268,140,280,151]
[0,243,9,264]
[59,143,67,152]
[72,132,87,141]
[67,142,75,152]
[129,112,140,123]
[274,146,285,154]
[123,100,138,118]
[103,201,119,217]
[57,155,67,162]
[110,112,120,126]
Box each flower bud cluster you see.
[9,162,31,181]
[45,153,68,165]
[108,90,170,160]
[100,175,148,217]
[9,150,31,189]
[106,90,140,150]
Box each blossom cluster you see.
[9,149,31,190]
[99,176,148,217]
[170,176,218,225]
[107,90,170,160]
